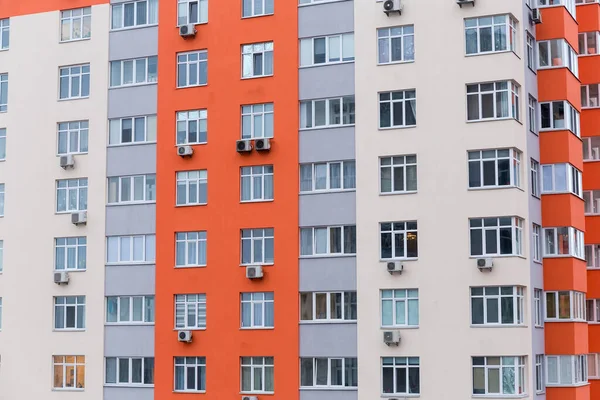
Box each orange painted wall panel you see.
[536,7,579,50]
[547,385,590,400]
[543,258,587,292]
[577,4,600,33]
[541,194,585,230]
[545,322,589,354]
[579,56,600,85]
[539,130,584,169]
[581,109,600,137]
[0,0,107,18]
[589,322,600,350]
[537,68,582,109]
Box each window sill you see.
[239,263,274,267]
[56,152,88,157]
[175,265,207,269]
[584,159,600,163]
[241,199,275,204]
[539,127,580,137]
[381,395,418,399]
[108,141,157,148]
[55,210,87,215]
[300,387,357,391]
[467,185,522,192]
[174,390,206,394]
[545,319,587,323]
[175,203,208,207]
[468,255,526,260]
[472,395,528,399]
[176,22,208,28]
[240,392,275,395]
[377,60,415,67]
[0,48,8,52]
[546,382,589,388]
[380,325,418,329]
[298,0,351,7]
[300,60,355,69]
[380,257,417,262]
[174,142,208,147]
[466,117,519,125]
[105,262,155,267]
[465,49,517,58]
[107,202,156,207]
[379,190,417,196]
[59,37,91,44]
[173,327,206,331]
[53,329,86,332]
[301,189,356,196]
[242,12,274,19]
[470,324,527,328]
[301,254,356,260]
[300,124,355,131]
[543,254,585,261]
[105,384,154,388]
[52,388,85,392]
[582,105,600,110]
[105,322,154,326]
[300,320,356,325]
[110,24,158,32]
[587,266,600,270]
[585,213,600,216]
[241,74,274,80]
[378,125,416,131]
[58,96,90,102]
[176,83,208,90]
[54,269,86,273]
[579,53,600,57]
[109,82,157,90]
[240,326,274,330]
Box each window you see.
[54,296,85,330]
[56,178,87,212]
[300,161,356,192]
[111,0,158,30]
[587,299,600,323]
[243,0,273,17]
[55,237,86,271]
[380,155,417,193]
[300,225,356,256]
[538,39,578,77]
[176,170,208,205]
[379,90,416,128]
[469,217,523,257]
[241,292,274,328]
[108,174,156,204]
[242,42,273,78]
[300,33,354,66]
[177,0,208,25]
[528,96,537,133]
[0,184,4,216]
[53,356,85,389]
[174,357,206,392]
[57,121,88,155]
[60,7,91,42]
[241,357,274,393]
[470,286,524,325]
[584,190,600,214]
[543,227,585,259]
[176,110,207,145]
[177,50,208,88]
[381,289,418,327]
[546,355,588,386]
[0,74,6,111]
[382,357,420,395]
[242,103,274,138]
[468,149,521,189]
[467,81,520,121]
[0,19,8,50]
[300,291,357,322]
[106,296,155,323]
[380,221,418,259]
[589,354,600,379]
[579,31,600,55]
[105,357,154,385]
[110,56,158,87]
[536,355,545,393]
[176,232,207,267]
[300,96,355,129]
[0,240,3,273]
[0,128,6,160]
[527,33,535,70]
[106,235,156,264]
[533,224,542,262]
[582,84,600,108]
[539,0,576,15]
[59,64,90,100]
[0,298,2,329]
[534,289,543,327]
[584,137,600,161]
[301,357,357,388]
[540,101,580,135]
[377,26,414,64]
[241,228,274,264]
[465,15,517,55]
[473,356,525,395]
[531,159,540,197]
[241,166,274,201]
[586,244,600,268]
[545,291,586,321]
[542,163,582,197]
[175,294,206,329]
[109,115,157,145]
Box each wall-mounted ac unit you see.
[246,265,263,279]
[477,258,493,272]
[54,271,69,285]
[179,24,196,38]
[71,211,87,225]
[383,330,401,346]
[60,154,75,169]
[178,330,192,343]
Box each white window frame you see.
[175,231,207,267]
[472,356,526,396]
[0,128,5,160]
[469,217,524,257]
[57,121,88,155]
[242,0,274,17]
[175,294,206,329]
[586,244,600,268]
[590,354,600,379]
[300,33,354,67]
[55,237,87,271]
[467,148,521,189]
[380,155,417,194]
[587,299,600,323]
[379,90,416,128]
[533,223,542,263]
[541,163,582,196]
[0,297,2,329]
[0,183,4,216]
[546,355,588,386]
[466,81,520,122]
[300,161,356,193]
[528,95,537,133]
[59,64,90,100]
[540,100,580,136]
[582,83,600,108]
[300,291,357,322]
[174,357,206,392]
[300,357,358,388]
[241,357,274,393]
[0,240,3,273]
[241,103,274,139]
[106,234,156,264]
[583,137,600,161]
[465,14,517,55]
[56,178,88,213]
[106,295,154,324]
[534,288,543,327]
[538,38,579,77]
[539,0,576,15]
[53,356,86,390]
[176,170,208,206]
[241,165,274,202]
[177,0,208,26]
[300,96,355,129]
[579,31,600,55]
[242,42,274,78]
[527,32,536,71]
[381,357,420,395]
[536,354,545,393]
[176,110,207,145]
[470,286,524,326]
[545,291,586,321]
[0,18,8,50]
[105,357,154,386]
[531,159,540,198]
[241,292,274,328]
[107,174,156,204]
[109,115,157,146]
[0,74,6,112]
[377,25,414,65]
[543,226,585,259]
[584,190,600,214]
[241,228,274,265]
[300,225,357,257]
[60,7,91,42]
[110,56,158,87]
[380,221,418,260]
[111,0,158,30]
[381,289,419,327]
[54,296,86,330]
[177,50,208,88]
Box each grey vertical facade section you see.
[298,1,357,399]
[105,1,158,399]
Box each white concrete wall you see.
[0,5,109,399]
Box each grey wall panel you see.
[300,257,356,292]
[105,265,155,296]
[106,204,156,235]
[299,127,355,163]
[108,85,157,119]
[300,390,358,400]
[107,144,156,177]
[300,192,356,227]
[299,63,355,100]
[109,26,158,61]
[300,323,357,357]
[104,387,154,400]
[105,325,154,356]
[298,0,354,38]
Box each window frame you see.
[583,137,600,161]
[176,170,208,206]
[110,56,158,88]
[177,0,209,26]
[174,356,206,392]
[531,158,540,198]
[466,81,520,122]
[472,356,526,395]
[59,64,91,100]
[377,25,415,65]
[527,32,536,71]
[57,120,89,155]
[581,83,600,109]
[539,100,580,136]
[300,160,356,193]
[589,353,600,380]
[107,174,156,205]
[175,231,207,268]
[380,221,418,260]
[176,110,207,145]
[242,0,274,18]
[0,74,6,112]
[56,178,88,213]
[528,95,537,133]
[381,357,420,395]
[241,103,274,139]
[300,33,355,67]
[59,7,91,43]
[587,299,600,323]
[545,355,588,386]
[381,289,419,328]
[109,115,157,146]
[300,291,357,322]
[241,228,274,265]
[464,14,518,56]
[378,89,417,129]
[586,244,600,269]
[241,356,274,393]
[467,148,521,189]
[177,50,208,88]
[53,355,86,390]
[379,155,417,194]
[300,96,355,130]
[545,290,586,321]
[536,354,545,393]
[533,223,542,263]
[579,31,600,56]
[0,18,8,50]
[54,237,87,271]
[537,38,579,77]
[241,292,274,329]
[242,41,274,78]
[541,163,582,197]
[105,295,155,324]
[54,296,86,330]
[584,190,600,214]
[175,294,207,329]
[542,226,585,259]
[111,0,158,30]
[241,165,274,202]
[534,288,543,327]
[470,286,525,326]
[106,234,156,264]
[469,216,524,257]
[300,357,358,388]
[105,356,154,386]
[300,225,357,257]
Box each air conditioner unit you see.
[383,330,401,346]
[477,258,493,272]
[531,8,542,24]
[177,330,192,343]
[179,24,196,38]
[60,154,75,169]
[242,397,258,400]
[177,145,193,157]
[456,0,475,7]
[71,211,87,225]
[387,261,403,274]
[54,271,69,285]
[254,138,271,152]
[236,139,253,153]
[383,0,402,16]
[246,265,264,279]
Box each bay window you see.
[543,227,585,259]
[545,291,586,321]
[538,39,578,76]
[586,244,600,268]
[583,137,600,161]
[582,84,600,108]
[466,81,519,122]
[579,31,600,55]
[540,100,580,135]
[472,356,526,396]
[468,148,521,189]
[541,163,582,196]
[546,355,588,386]
[469,217,523,257]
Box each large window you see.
[300,225,356,256]
[300,96,355,129]
[241,165,274,202]
[300,33,354,66]
[176,170,208,205]
[242,103,273,139]
[55,237,86,271]
[379,90,416,128]
[241,228,274,265]
[579,31,600,55]
[241,292,274,328]
[177,0,208,25]
[586,244,600,269]
[174,357,206,392]
[110,56,158,87]
[241,357,274,393]
[300,161,356,192]
[243,0,273,17]
[469,217,523,256]
[583,137,600,161]
[300,291,357,322]
[56,178,87,212]
[380,155,417,193]
[106,234,156,264]
[467,81,520,121]
[538,39,579,77]
[60,7,91,42]
[57,121,88,155]
[177,110,207,145]
[176,231,207,267]
[470,286,524,326]
[53,356,85,390]
[472,356,525,395]
[546,355,588,386]
[587,299,600,323]
[0,19,8,50]
[582,84,600,108]
[108,174,156,204]
[468,149,521,189]
[382,357,420,395]
[465,15,517,55]
[543,227,585,259]
[106,295,154,324]
[54,296,86,330]
[105,357,154,385]
[109,115,157,145]
[541,163,582,196]
[242,42,273,78]
[545,291,586,321]
[59,65,90,100]
[111,0,158,30]
[584,190,600,214]
[381,289,418,327]
[534,289,543,327]
[540,100,580,135]
[380,221,418,259]
[175,294,206,329]
[377,26,414,64]
[177,50,208,88]
[533,224,542,262]
[301,357,357,388]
